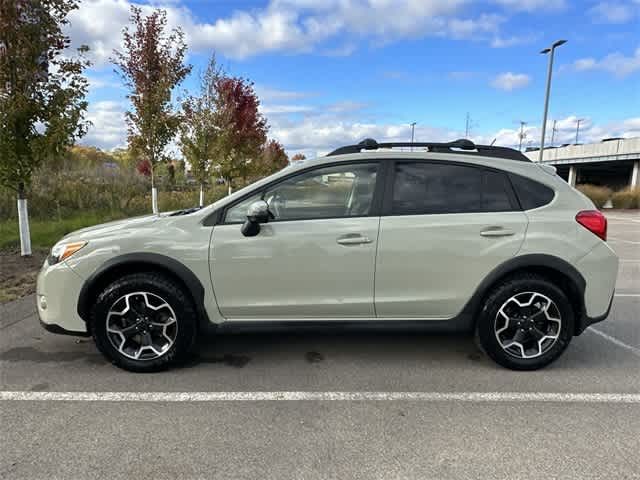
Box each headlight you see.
[49,241,87,265]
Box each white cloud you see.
[473,115,640,150]
[78,98,640,156]
[491,0,566,11]
[490,34,536,48]
[572,46,640,78]
[588,1,638,23]
[81,100,128,150]
[490,72,531,91]
[67,0,515,64]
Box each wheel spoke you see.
[494,291,562,360]
[105,291,178,361]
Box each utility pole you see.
[410,122,416,151]
[575,118,584,144]
[518,121,527,151]
[538,39,567,162]
[465,113,471,138]
[550,119,558,147]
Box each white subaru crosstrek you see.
[37,139,618,372]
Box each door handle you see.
[480,227,515,237]
[337,234,373,245]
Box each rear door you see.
[374,160,528,319]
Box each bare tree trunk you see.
[17,184,32,257]
[151,167,158,214]
[199,183,204,207]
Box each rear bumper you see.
[575,290,615,335]
[574,241,619,334]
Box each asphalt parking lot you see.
[1,211,639,480]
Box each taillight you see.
[576,210,607,241]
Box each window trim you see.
[382,159,521,216]
[219,160,386,225]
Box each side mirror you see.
[241,200,269,237]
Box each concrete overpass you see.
[524,137,640,189]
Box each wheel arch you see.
[462,254,586,335]
[77,253,211,333]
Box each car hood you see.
[63,214,164,241]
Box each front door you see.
[210,162,382,320]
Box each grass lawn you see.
[0,211,128,251]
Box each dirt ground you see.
[0,249,47,303]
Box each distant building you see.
[525,137,639,190]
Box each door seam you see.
[372,216,382,318]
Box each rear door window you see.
[391,162,517,215]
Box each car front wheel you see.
[477,273,574,370]
[90,272,197,372]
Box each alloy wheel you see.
[105,291,178,361]
[494,291,562,359]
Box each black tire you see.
[476,273,574,371]
[90,272,198,372]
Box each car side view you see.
[37,138,619,372]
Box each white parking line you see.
[1,391,639,403]
[589,327,640,358]
[606,216,640,224]
[615,293,640,297]
[609,237,640,245]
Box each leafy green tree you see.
[0,0,90,255]
[112,6,191,213]
[179,55,223,206]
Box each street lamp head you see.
[540,40,567,54]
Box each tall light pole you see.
[538,39,567,163]
[410,122,416,151]
[575,118,584,144]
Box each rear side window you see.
[483,170,515,212]
[509,174,555,210]
[391,162,516,215]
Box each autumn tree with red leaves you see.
[290,153,306,162]
[112,6,191,213]
[252,139,288,179]
[214,76,268,194]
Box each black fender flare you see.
[460,253,587,332]
[77,252,212,333]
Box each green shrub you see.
[576,184,612,209]
[611,187,640,209]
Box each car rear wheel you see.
[90,273,197,372]
[477,273,574,370]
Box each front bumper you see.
[37,258,89,336]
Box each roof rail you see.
[326,138,531,162]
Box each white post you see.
[199,184,204,207]
[151,187,158,214]
[17,198,32,257]
[227,183,232,196]
[568,166,577,187]
[631,160,639,188]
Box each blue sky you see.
[67,0,640,157]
